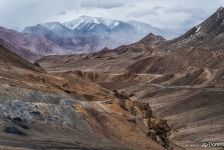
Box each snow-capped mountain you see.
[64,15,122,30]
[63,16,133,35]
[23,23,99,53]
[23,16,174,55]
[63,16,174,39]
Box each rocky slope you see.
[162,7,224,52]
[0,27,64,62]
[0,40,172,149]
[36,7,224,150]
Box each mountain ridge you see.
[161,6,224,52]
[22,16,173,57]
[36,7,224,149]
[0,27,65,62]
[0,38,171,150]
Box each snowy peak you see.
[63,16,121,30]
[62,16,176,38]
[23,15,174,54]
[63,16,135,35]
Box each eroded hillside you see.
[0,42,172,150]
[36,7,224,150]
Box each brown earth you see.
[36,8,224,150]
[0,43,172,150]
[2,6,224,150]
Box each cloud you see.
[80,1,124,9]
[128,6,165,18]
[0,0,223,35]
[58,11,66,16]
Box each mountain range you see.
[0,27,64,61]
[0,7,224,150]
[23,16,173,54]
[36,7,224,149]
[0,16,174,62]
[62,15,172,39]
[0,34,171,150]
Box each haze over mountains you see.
[163,7,224,52]
[0,16,174,62]
[0,27,64,61]
[23,16,173,53]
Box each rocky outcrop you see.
[118,100,172,149]
[147,117,171,149]
[111,91,172,149]
[139,33,165,48]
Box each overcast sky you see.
[0,0,223,34]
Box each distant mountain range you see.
[0,16,175,62]
[0,27,64,61]
[23,16,174,54]
[37,7,224,75]
[2,8,224,62]
[62,16,173,39]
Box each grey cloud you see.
[128,6,166,18]
[0,0,223,34]
[80,1,124,9]
[58,11,67,16]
